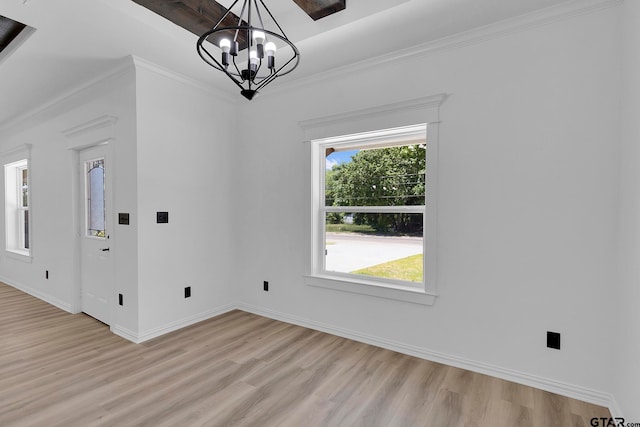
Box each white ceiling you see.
[0,0,573,127]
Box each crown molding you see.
[0,0,620,130]
[299,93,447,131]
[61,115,118,139]
[276,0,622,95]
[0,54,239,133]
[0,57,134,134]
[130,55,239,105]
[0,142,32,159]
[61,115,118,149]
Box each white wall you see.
[0,63,140,334]
[233,6,621,401]
[134,61,238,338]
[0,57,240,342]
[614,0,640,420]
[0,0,633,413]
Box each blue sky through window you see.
[326,149,359,170]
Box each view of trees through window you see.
[324,143,425,284]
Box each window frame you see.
[315,125,427,292]
[301,95,444,306]
[16,163,29,250]
[4,154,31,261]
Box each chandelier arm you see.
[261,41,300,80]
[236,0,248,27]
[254,61,286,90]
[233,0,248,42]
[254,55,291,90]
[224,69,247,91]
[247,0,252,31]
[252,59,279,85]
[198,44,225,72]
[212,0,242,30]
[256,28,300,78]
[198,45,246,91]
[254,0,267,32]
[258,0,290,40]
[249,49,296,89]
[255,58,263,79]
[232,55,244,82]
[254,72,277,91]
[245,26,252,86]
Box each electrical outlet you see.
[45,270,49,280]
[184,286,191,298]
[263,281,269,292]
[547,331,561,350]
[119,213,130,225]
[118,294,123,306]
[157,212,169,223]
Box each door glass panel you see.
[86,159,106,238]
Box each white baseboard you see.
[236,303,618,413]
[608,397,624,420]
[0,280,621,416]
[129,304,237,344]
[0,275,73,313]
[110,324,140,343]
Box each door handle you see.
[100,248,110,252]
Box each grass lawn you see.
[352,254,423,283]
[325,223,376,233]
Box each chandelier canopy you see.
[197,0,300,100]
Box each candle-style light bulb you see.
[249,50,259,73]
[265,42,276,69]
[253,30,266,58]
[219,38,231,67]
[220,38,231,52]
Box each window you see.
[302,94,445,305]
[85,158,106,238]
[307,124,438,305]
[4,158,30,257]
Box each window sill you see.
[304,274,437,306]
[5,249,32,263]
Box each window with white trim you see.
[307,124,438,305]
[5,158,30,256]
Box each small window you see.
[308,124,437,303]
[85,158,106,238]
[4,159,30,256]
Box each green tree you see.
[326,145,425,233]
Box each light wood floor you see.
[0,282,610,427]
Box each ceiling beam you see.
[292,0,346,21]
[131,0,248,49]
[0,16,27,53]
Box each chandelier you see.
[197,0,300,100]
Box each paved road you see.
[325,232,422,273]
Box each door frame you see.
[77,143,115,324]
[70,140,116,316]
[62,115,119,316]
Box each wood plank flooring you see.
[0,282,611,426]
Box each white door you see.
[79,144,114,325]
